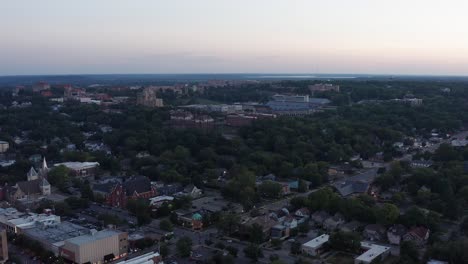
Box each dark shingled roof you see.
[333,168,378,196]
[93,181,119,194]
[17,179,42,194]
[124,176,152,195]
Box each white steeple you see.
[42,157,48,170]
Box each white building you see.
[302,234,329,256]
[116,251,163,264]
[355,242,390,264]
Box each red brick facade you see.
[105,184,157,208]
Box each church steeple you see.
[39,157,49,178]
[42,157,48,170]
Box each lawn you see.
[326,252,355,264]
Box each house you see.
[403,226,430,247]
[333,168,378,197]
[269,208,290,222]
[340,221,363,233]
[257,173,276,182]
[294,208,310,219]
[328,164,354,177]
[239,216,277,241]
[302,234,329,257]
[283,216,298,230]
[93,176,157,208]
[181,184,202,198]
[387,224,407,245]
[363,224,386,241]
[323,213,345,231]
[271,224,289,240]
[311,211,331,227]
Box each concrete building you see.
[0,208,61,234]
[0,141,9,153]
[0,228,8,264]
[136,87,164,108]
[302,234,329,256]
[355,242,390,264]
[60,229,128,264]
[54,162,100,178]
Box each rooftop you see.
[116,251,161,264]
[22,221,89,247]
[356,242,390,263]
[54,161,100,170]
[65,229,123,246]
[302,234,329,248]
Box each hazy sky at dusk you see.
[1,0,468,75]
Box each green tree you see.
[298,179,308,193]
[217,212,240,235]
[244,243,263,261]
[400,241,419,263]
[374,203,400,225]
[329,231,361,253]
[48,165,70,191]
[249,223,264,244]
[290,241,302,255]
[160,243,170,258]
[159,219,173,231]
[176,236,193,258]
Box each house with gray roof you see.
[333,168,378,197]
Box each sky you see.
[1,0,468,76]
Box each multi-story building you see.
[32,82,50,92]
[22,221,89,255]
[0,228,8,264]
[93,176,157,208]
[0,141,9,153]
[136,87,164,107]
[60,229,128,264]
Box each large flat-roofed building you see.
[22,221,89,255]
[266,94,331,115]
[60,229,128,264]
[54,162,100,178]
[0,208,60,234]
[302,234,329,256]
[0,228,8,264]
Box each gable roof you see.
[124,176,152,195]
[408,226,429,240]
[27,167,38,178]
[17,179,42,194]
[333,168,378,196]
